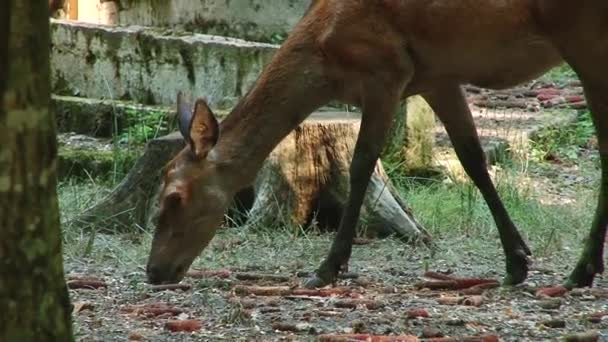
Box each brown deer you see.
[146,0,608,289]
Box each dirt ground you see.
[63,79,607,342]
[65,233,608,342]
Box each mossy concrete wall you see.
[50,19,278,108]
[114,0,310,42]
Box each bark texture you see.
[0,1,73,341]
[249,112,427,240]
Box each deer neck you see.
[213,41,332,192]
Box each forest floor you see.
[58,70,608,342]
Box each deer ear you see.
[189,99,219,158]
[176,91,194,146]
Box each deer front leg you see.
[304,85,404,288]
[424,85,532,285]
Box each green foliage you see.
[530,112,596,162]
[541,64,578,85]
[268,32,287,45]
[118,109,175,146]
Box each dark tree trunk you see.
[0,1,74,341]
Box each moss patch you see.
[58,146,140,181]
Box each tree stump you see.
[249,112,428,240]
[74,112,429,242]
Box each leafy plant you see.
[118,109,174,146]
[529,112,596,163]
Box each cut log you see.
[248,112,428,240]
[73,112,429,242]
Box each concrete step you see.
[57,133,140,181]
[52,94,230,138]
[51,19,278,109]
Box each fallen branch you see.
[234,272,291,282]
[535,286,568,298]
[461,295,484,307]
[334,299,383,310]
[562,331,600,342]
[436,297,461,305]
[318,334,419,342]
[571,288,608,299]
[406,308,430,319]
[418,272,498,290]
[164,320,203,333]
[436,296,484,307]
[541,319,566,328]
[291,287,353,297]
[123,303,184,318]
[460,283,499,295]
[149,284,192,292]
[586,312,607,323]
[233,285,293,296]
[296,271,360,280]
[271,322,314,333]
[186,269,232,279]
[423,335,499,342]
[72,302,94,314]
[67,279,108,290]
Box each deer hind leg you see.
[561,56,608,288]
[304,80,407,288]
[424,85,532,285]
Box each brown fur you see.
[147,0,608,287]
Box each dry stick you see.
[436,297,462,305]
[460,282,499,295]
[234,272,291,282]
[334,299,384,310]
[535,286,568,298]
[123,303,184,318]
[233,285,354,297]
[67,279,108,290]
[406,308,430,319]
[186,269,232,279]
[318,334,420,342]
[562,331,600,342]
[423,335,500,342]
[233,285,293,296]
[271,322,313,333]
[149,283,192,292]
[418,271,499,290]
[164,320,203,333]
[587,311,608,323]
[461,295,484,307]
[296,271,360,280]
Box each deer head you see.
[146,92,230,284]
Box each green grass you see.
[58,154,598,280]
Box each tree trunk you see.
[0,1,73,341]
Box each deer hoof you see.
[302,276,331,289]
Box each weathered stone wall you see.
[117,0,311,42]
[51,19,278,108]
[61,0,311,43]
